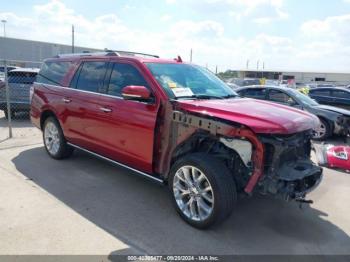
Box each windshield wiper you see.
[222,94,238,99]
[176,94,226,100]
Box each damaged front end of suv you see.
[157,102,323,205]
[257,132,323,201]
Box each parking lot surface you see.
[0,114,350,255]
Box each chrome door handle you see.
[100,107,112,113]
[63,98,72,103]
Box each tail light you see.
[29,85,34,103]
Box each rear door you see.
[309,89,332,105]
[63,60,109,150]
[97,61,159,173]
[331,90,350,110]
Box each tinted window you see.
[268,90,295,104]
[333,90,350,99]
[8,72,37,84]
[75,62,108,93]
[107,63,148,97]
[244,88,266,99]
[37,61,72,86]
[310,89,331,96]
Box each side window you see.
[244,88,266,99]
[333,90,350,99]
[268,90,295,104]
[37,61,72,86]
[107,63,148,97]
[75,62,108,93]
[310,89,331,96]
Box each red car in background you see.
[31,51,322,229]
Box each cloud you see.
[199,0,289,24]
[1,0,350,72]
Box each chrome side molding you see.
[67,142,164,184]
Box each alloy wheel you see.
[173,166,214,222]
[44,122,61,155]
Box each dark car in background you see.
[228,78,261,87]
[0,68,39,119]
[237,85,350,140]
[309,87,350,111]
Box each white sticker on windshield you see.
[172,88,194,97]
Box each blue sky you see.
[1,0,350,72]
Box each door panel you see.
[62,61,109,152]
[95,62,159,173]
[96,96,158,173]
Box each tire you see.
[4,109,15,120]
[169,153,237,229]
[312,118,332,141]
[43,116,74,159]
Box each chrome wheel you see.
[173,166,214,222]
[313,122,326,139]
[44,122,60,155]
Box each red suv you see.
[31,51,323,229]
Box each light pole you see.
[1,19,6,37]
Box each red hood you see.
[177,98,319,134]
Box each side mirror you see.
[122,85,152,102]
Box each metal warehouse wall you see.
[0,37,102,64]
[239,70,350,85]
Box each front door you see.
[96,62,159,173]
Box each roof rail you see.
[55,51,120,58]
[105,49,159,58]
[54,50,159,59]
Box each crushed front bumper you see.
[258,131,323,200]
[263,159,323,200]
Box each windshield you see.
[289,89,319,106]
[146,63,237,99]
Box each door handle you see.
[100,107,112,113]
[63,98,72,103]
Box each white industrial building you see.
[236,70,350,85]
[0,37,102,67]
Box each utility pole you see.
[246,59,249,70]
[1,20,6,37]
[190,48,193,63]
[215,65,218,74]
[72,24,75,53]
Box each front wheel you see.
[312,118,331,141]
[169,153,237,229]
[43,117,74,159]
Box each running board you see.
[67,143,164,184]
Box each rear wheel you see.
[4,109,15,120]
[43,117,74,159]
[313,118,331,141]
[169,153,237,229]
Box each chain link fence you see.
[0,59,42,142]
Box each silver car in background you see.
[0,68,39,119]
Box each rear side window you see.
[332,90,350,99]
[310,89,331,96]
[8,72,37,84]
[37,61,72,86]
[244,88,266,99]
[107,63,148,97]
[74,62,108,93]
